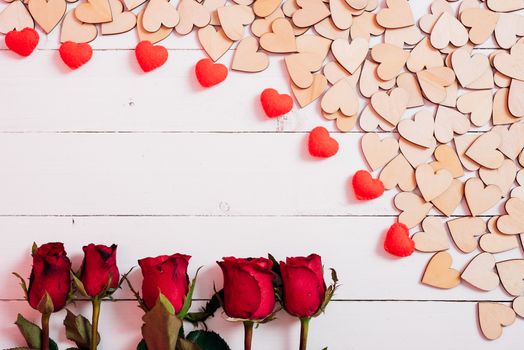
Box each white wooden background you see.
[1,0,523,349]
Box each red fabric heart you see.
[59,41,93,70]
[5,28,39,57]
[308,126,339,158]
[135,40,168,73]
[384,222,414,257]
[352,170,385,200]
[260,88,293,118]
[195,58,228,87]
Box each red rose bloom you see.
[138,254,191,312]
[218,257,276,320]
[28,242,72,312]
[280,254,326,318]
[80,244,119,297]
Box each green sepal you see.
[313,268,339,318]
[63,309,100,350]
[186,330,231,350]
[12,272,28,299]
[13,314,59,350]
[31,242,38,256]
[71,273,88,297]
[178,266,202,319]
[36,292,54,314]
[142,293,182,350]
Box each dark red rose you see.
[80,244,119,297]
[280,254,326,318]
[138,254,191,312]
[28,242,72,312]
[218,257,276,320]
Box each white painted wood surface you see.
[0,0,523,349]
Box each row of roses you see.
[10,242,338,350]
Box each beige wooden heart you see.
[370,88,408,126]
[360,133,399,171]
[461,252,500,291]
[397,110,435,148]
[465,131,504,169]
[399,136,436,168]
[142,0,179,32]
[412,217,449,252]
[379,154,416,191]
[422,251,461,289]
[494,13,524,49]
[351,11,383,41]
[100,0,136,35]
[122,0,145,10]
[384,25,423,47]
[447,216,486,253]
[137,10,172,43]
[460,8,499,45]
[175,0,210,35]
[487,0,524,12]
[496,259,524,296]
[416,164,452,202]
[329,0,353,31]
[431,144,464,178]
[285,52,323,89]
[494,43,524,81]
[359,103,395,132]
[331,37,368,74]
[0,0,34,34]
[250,8,283,37]
[260,17,297,53]
[371,43,409,81]
[394,191,432,229]
[396,73,424,108]
[431,178,463,216]
[296,34,332,61]
[454,134,480,171]
[416,67,456,104]
[479,216,519,253]
[217,4,254,41]
[406,37,443,73]
[253,0,280,17]
[61,10,97,43]
[465,178,502,216]
[321,79,358,116]
[430,12,468,49]
[74,0,112,24]
[513,296,524,318]
[478,302,516,341]
[292,0,330,28]
[376,0,414,29]
[508,79,524,118]
[498,197,524,235]
[493,88,521,125]
[198,25,233,62]
[28,0,66,33]
[434,106,469,144]
[479,159,517,195]
[451,47,491,88]
[290,73,327,108]
[457,90,493,127]
[492,124,524,160]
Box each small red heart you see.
[260,88,293,118]
[59,41,93,70]
[5,28,39,57]
[195,58,228,87]
[352,170,385,200]
[135,40,168,73]
[384,222,414,257]
[308,126,339,158]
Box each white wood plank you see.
[1,299,522,350]
[1,216,520,300]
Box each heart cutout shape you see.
[479,216,519,254]
[260,17,296,53]
[394,191,432,229]
[431,144,464,178]
[464,178,502,217]
[59,41,93,69]
[352,169,384,200]
[331,37,368,74]
[478,302,516,340]
[175,0,210,35]
[465,131,504,169]
[406,37,443,73]
[376,0,414,29]
[74,0,112,24]
[496,259,524,296]
[0,1,34,34]
[431,178,463,217]
[379,154,416,192]
[142,0,179,33]
[371,43,409,81]
[461,8,499,45]
[398,110,435,148]
[198,25,233,62]
[60,10,97,44]
[412,217,449,252]
[28,0,66,34]
[434,106,469,144]
[321,79,359,116]
[5,27,39,57]
[361,133,399,171]
[416,66,456,104]
[447,216,486,253]
[497,197,524,235]
[292,0,330,28]
[422,251,461,289]
[217,4,254,41]
[135,40,168,73]
[195,58,228,87]
[100,0,137,35]
[308,126,338,158]
[383,222,414,257]
[461,252,500,291]
[290,73,327,108]
[415,163,452,202]
[370,88,409,126]
[430,11,468,49]
[260,88,293,118]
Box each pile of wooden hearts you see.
[2,0,524,340]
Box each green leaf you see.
[176,338,201,350]
[12,273,28,299]
[178,267,202,319]
[136,339,148,350]
[63,309,99,350]
[186,330,231,350]
[142,294,182,350]
[13,314,59,350]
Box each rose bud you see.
[28,242,72,313]
[218,257,276,320]
[280,254,326,318]
[80,244,120,297]
[138,254,191,312]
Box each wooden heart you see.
[329,0,353,31]
[509,79,524,117]
[479,159,517,195]
[351,11,383,41]
[461,252,500,291]
[292,0,330,28]
[422,251,461,289]
[465,131,504,169]
[397,110,435,148]
[198,25,233,62]
[370,88,409,126]
[217,5,254,41]
[260,17,297,53]
[454,134,480,171]
[498,197,524,235]
[331,37,368,74]
[290,73,327,108]
[101,0,136,35]
[431,144,464,178]
[495,13,524,49]
[478,302,516,341]
[122,0,145,10]
[447,216,485,253]
[406,37,443,73]
[137,10,172,44]
[296,34,332,61]
[376,0,414,29]
[513,296,524,318]
[203,0,226,26]
[431,178,463,216]
[250,8,283,37]
[399,136,436,168]
[419,0,452,34]
[321,79,358,116]
[480,216,519,253]
[457,90,493,127]
[460,8,499,45]
[253,0,280,17]
[396,73,424,108]
[465,177,502,216]
[416,67,456,104]
[434,106,469,144]
[142,0,179,33]
[361,133,399,171]
[412,217,449,252]
[359,103,395,132]
[175,0,210,35]
[416,164,452,202]
[0,0,34,34]
[493,88,521,125]
[496,259,524,296]
[323,62,351,85]
[371,43,409,81]
[314,17,349,40]
[394,191,432,229]
[285,52,323,89]
[379,154,416,191]
[487,0,524,12]
[60,10,97,43]
[359,59,381,98]
[74,0,112,24]
[28,0,66,33]
[384,25,423,47]
[492,124,524,160]
[451,48,491,88]
[430,12,468,49]
[494,43,524,81]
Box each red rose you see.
[80,244,120,297]
[218,257,276,320]
[28,242,72,312]
[138,254,191,312]
[280,254,326,318]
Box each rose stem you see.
[243,321,254,350]
[41,312,51,350]
[90,297,101,350]
[299,317,311,350]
